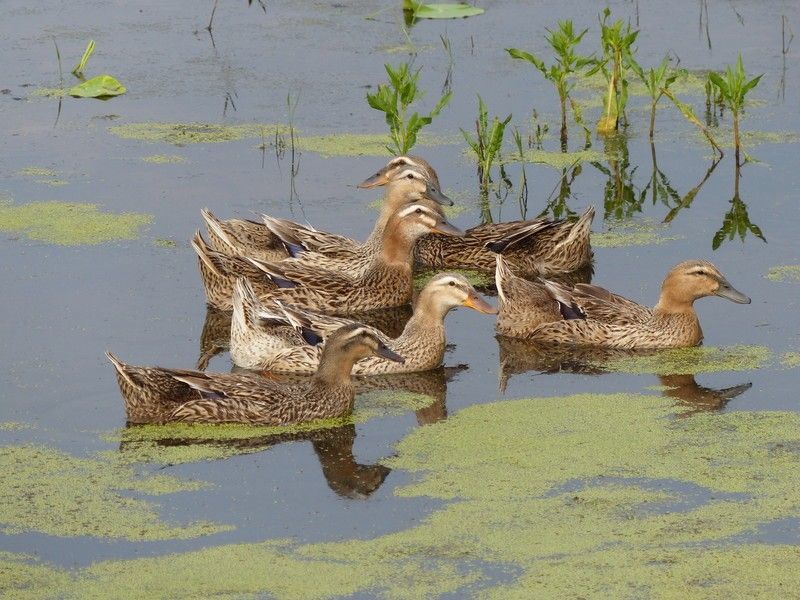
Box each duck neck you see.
[653,286,698,317]
[378,222,416,266]
[312,346,360,390]
[365,187,411,246]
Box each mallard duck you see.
[264,164,450,275]
[415,206,595,276]
[201,155,443,261]
[494,257,750,348]
[195,201,464,312]
[107,324,404,425]
[229,273,496,374]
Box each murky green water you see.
[2,0,799,597]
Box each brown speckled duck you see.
[196,201,463,313]
[230,273,496,374]
[494,257,750,348]
[202,155,442,262]
[416,206,595,276]
[107,324,404,425]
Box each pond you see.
[1,0,799,597]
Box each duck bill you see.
[463,293,497,314]
[431,221,464,237]
[357,170,390,189]
[715,279,751,304]
[376,345,405,363]
[426,183,454,206]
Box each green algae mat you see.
[0,198,152,245]
[5,392,800,598]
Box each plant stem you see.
[733,109,741,166]
[649,98,657,140]
[559,92,568,152]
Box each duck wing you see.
[570,283,653,325]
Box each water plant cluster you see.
[367,6,764,247]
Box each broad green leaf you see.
[68,75,126,98]
[404,1,484,19]
[506,48,547,74]
[71,40,95,77]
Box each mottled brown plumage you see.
[202,155,441,261]
[495,258,750,348]
[415,206,595,275]
[230,273,496,374]
[234,204,463,314]
[107,324,404,425]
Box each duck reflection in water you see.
[119,423,390,500]
[496,336,751,413]
[118,366,460,499]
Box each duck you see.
[107,324,404,425]
[494,256,750,348]
[195,200,464,313]
[264,164,450,275]
[201,155,443,262]
[229,273,496,374]
[415,206,595,276]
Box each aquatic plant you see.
[462,95,511,188]
[366,62,452,154]
[402,0,484,20]
[595,8,639,134]
[207,0,266,32]
[630,57,683,139]
[507,21,593,150]
[708,54,763,164]
[70,40,94,77]
[662,87,724,157]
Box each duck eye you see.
[448,281,456,287]
[415,208,422,214]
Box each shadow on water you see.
[496,336,751,413]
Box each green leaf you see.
[506,48,547,74]
[404,1,484,19]
[708,72,728,96]
[71,40,95,77]
[68,75,126,98]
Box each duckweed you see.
[0,445,228,540]
[15,167,57,178]
[297,132,454,157]
[592,344,771,375]
[781,352,800,368]
[6,393,800,597]
[103,419,352,465]
[28,87,67,98]
[593,219,682,248]
[0,421,30,431]
[0,199,152,245]
[141,154,187,164]
[153,238,177,248]
[108,122,287,145]
[765,265,800,282]
[518,148,606,169]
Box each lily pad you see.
[404,1,484,19]
[68,75,126,98]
